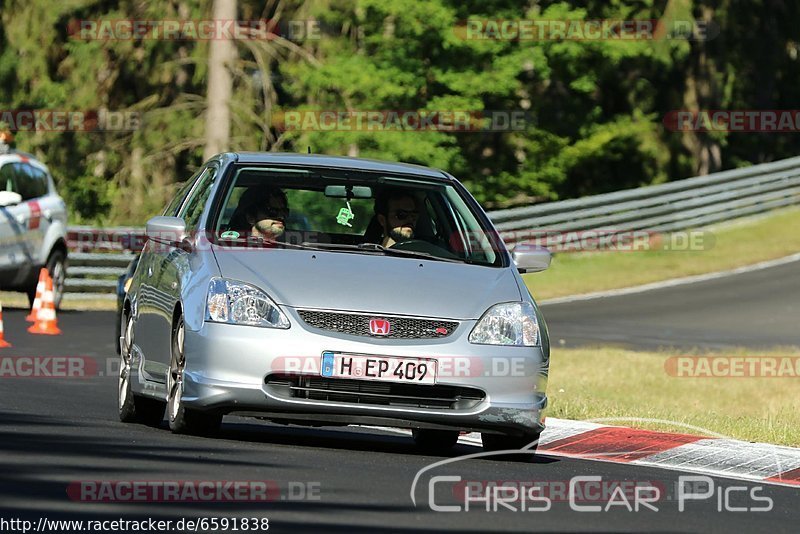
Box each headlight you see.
[469,302,540,346]
[206,277,290,328]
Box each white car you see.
[0,150,68,308]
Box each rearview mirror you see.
[324,185,372,199]
[146,216,190,251]
[0,191,22,207]
[512,244,551,273]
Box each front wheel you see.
[167,316,222,435]
[46,249,66,309]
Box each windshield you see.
[210,165,503,266]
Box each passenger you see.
[374,189,419,247]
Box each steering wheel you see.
[390,238,459,259]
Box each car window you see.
[219,187,373,235]
[179,166,218,230]
[12,163,49,200]
[211,165,501,266]
[443,186,497,262]
[29,166,51,196]
[162,169,203,217]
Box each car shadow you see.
[202,417,559,465]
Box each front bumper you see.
[181,316,548,436]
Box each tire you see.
[118,313,165,426]
[29,249,66,310]
[167,316,222,435]
[481,432,541,459]
[412,429,460,454]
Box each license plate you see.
[320,351,437,384]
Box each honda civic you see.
[118,152,550,453]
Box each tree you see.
[204,0,237,160]
[2,0,799,223]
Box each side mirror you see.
[0,191,22,207]
[146,216,191,251]
[512,244,551,273]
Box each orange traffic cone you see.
[26,268,48,322]
[0,302,11,347]
[27,275,61,335]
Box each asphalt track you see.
[540,257,800,350]
[0,262,800,532]
[0,260,798,532]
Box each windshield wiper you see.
[300,242,463,263]
[217,236,318,250]
[298,242,368,252]
[370,244,464,263]
[225,238,475,263]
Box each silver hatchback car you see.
[119,153,551,453]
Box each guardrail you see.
[64,156,800,298]
[489,155,800,241]
[65,228,144,299]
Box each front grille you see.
[297,309,459,339]
[266,374,485,410]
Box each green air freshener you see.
[336,202,355,227]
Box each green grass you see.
[525,206,800,300]
[547,347,800,446]
[0,291,116,311]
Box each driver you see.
[375,188,419,248]
[238,186,289,240]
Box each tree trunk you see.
[204,0,237,160]
[682,6,722,176]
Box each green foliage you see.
[1,0,799,223]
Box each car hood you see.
[211,246,521,320]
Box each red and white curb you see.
[461,419,800,488]
[371,418,800,488]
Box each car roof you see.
[222,152,451,180]
[0,151,49,172]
